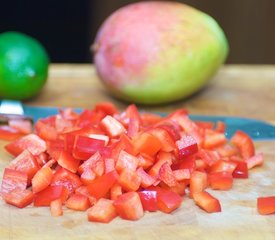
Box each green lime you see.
[0,31,49,100]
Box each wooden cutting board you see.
[0,140,274,240]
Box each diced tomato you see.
[193,191,221,213]
[0,125,25,141]
[100,115,126,138]
[132,132,162,157]
[5,133,46,157]
[51,167,82,194]
[208,171,233,190]
[113,192,144,220]
[189,171,208,198]
[138,190,158,212]
[65,193,91,211]
[87,170,118,199]
[8,119,32,135]
[7,150,40,183]
[116,150,139,172]
[155,187,183,213]
[0,168,28,196]
[50,198,63,217]
[72,135,106,160]
[32,166,53,193]
[88,198,117,223]
[257,196,275,215]
[3,188,34,208]
[57,150,80,173]
[231,130,255,159]
[118,168,141,192]
[176,135,198,159]
[33,185,68,206]
[245,153,264,169]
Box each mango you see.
[93,1,228,105]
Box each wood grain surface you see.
[25,64,275,121]
[1,64,275,239]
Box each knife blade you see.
[22,105,275,141]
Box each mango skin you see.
[93,1,229,105]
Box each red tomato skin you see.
[113,192,144,220]
[245,153,264,169]
[257,196,275,215]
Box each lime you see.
[0,31,49,100]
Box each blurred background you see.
[1,0,274,64]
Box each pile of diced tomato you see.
[0,102,274,222]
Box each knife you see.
[1,100,275,140]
